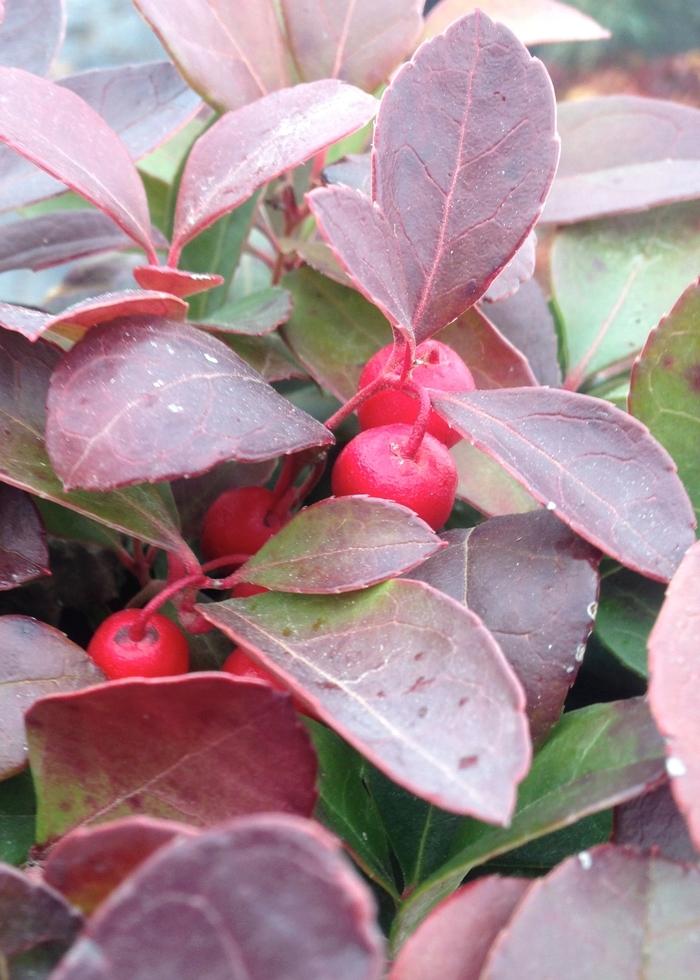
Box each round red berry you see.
[201,486,281,560]
[222,647,286,690]
[87,609,189,680]
[331,423,458,530]
[357,339,474,447]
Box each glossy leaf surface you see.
[201,581,530,821]
[423,0,609,45]
[484,279,561,387]
[0,211,138,275]
[0,0,64,74]
[438,308,538,390]
[434,387,696,581]
[596,568,664,677]
[46,317,332,491]
[27,674,318,843]
[0,485,48,590]
[201,287,292,336]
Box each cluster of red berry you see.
[86,339,473,688]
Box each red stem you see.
[128,572,207,641]
[403,382,432,459]
[324,335,412,432]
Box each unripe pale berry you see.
[357,339,474,447]
[331,423,457,530]
[87,609,189,680]
[201,486,280,560]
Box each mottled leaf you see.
[0,0,64,74]
[629,279,700,522]
[423,0,609,44]
[0,615,103,779]
[132,264,223,297]
[27,674,317,843]
[596,568,664,677]
[434,387,696,581]
[648,539,700,850]
[44,817,197,915]
[483,232,536,304]
[0,485,48,590]
[200,287,292,336]
[543,96,700,224]
[52,815,384,980]
[390,876,531,980]
[0,68,157,260]
[438,308,538,390]
[200,582,530,821]
[482,847,700,978]
[409,512,599,742]
[46,317,332,491]
[170,80,377,262]
[482,278,562,387]
[282,0,422,91]
[451,441,539,517]
[614,783,698,863]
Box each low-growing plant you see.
[0,0,699,976]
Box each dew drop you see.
[204,353,219,364]
[587,601,598,619]
[575,643,586,662]
[546,501,557,511]
[666,756,686,778]
[578,851,593,871]
[167,403,184,414]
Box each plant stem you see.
[403,382,432,459]
[128,572,207,641]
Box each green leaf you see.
[596,568,665,677]
[552,202,700,388]
[629,278,700,523]
[199,287,292,336]
[35,499,123,551]
[0,771,35,866]
[392,698,665,948]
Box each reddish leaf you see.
[133,0,289,112]
[438,308,538,390]
[132,264,224,297]
[409,512,599,743]
[433,388,696,581]
[26,674,318,843]
[452,441,539,517]
[0,862,82,973]
[0,0,65,74]
[170,81,377,263]
[482,279,562,387]
[44,817,198,915]
[0,484,48,589]
[0,615,103,780]
[238,496,444,593]
[543,96,700,225]
[46,317,332,491]
[0,301,48,341]
[482,846,700,978]
[614,783,698,863]
[52,815,384,980]
[0,68,157,260]
[200,581,530,821]
[391,876,531,980]
[483,232,536,304]
[648,540,700,849]
[322,152,371,193]
[423,0,610,45]
[281,0,422,91]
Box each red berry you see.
[87,610,189,680]
[231,582,269,598]
[222,647,287,691]
[201,486,280,560]
[331,423,457,530]
[357,339,474,447]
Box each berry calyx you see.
[357,339,474,447]
[87,609,190,680]
[201,486,281,561]
[331,423,458,530]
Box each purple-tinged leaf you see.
[423,0,610,45]
[0,485,48,590]
[482,279,562,387]
[0,301,47,342]
[133,0,289,113]
[482,846,700,978]
[52,815,385,980]
[483,232,536,304]
[433,388,696,581]
[170,81,377,263]
[370,11,558,342]
[200,581,530,821]
[391,876,531,980]
[409,512,599,743]
[44,817,198,915]
[294,238,354,288]
[133,264,224,297]
[238,496,444,594]
[648,540,700,849]
[0,862,82,975]
[200,287,292,336]
[0,615,103,780]
[452,441,539,517]
[0,330,196,560]
[322,152,371,193]
[26,674,318,843]
[614,783,698,863]
[0,0,65,74]
[46,317,332,491]
[281,0,422,91]
[438,308,538,390]
[543,96,700,224]
[0,68,157,261]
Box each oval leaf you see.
[0,67,157,259]
[0,0,64,74]
[0,615,103,779]
[238,496,444,593]
[0,211,138,275]
[0,485,48,589]
[438,307,538,389]
[132,264,224,297]
[423,0,610,45]
[483,278,562,387]
[200,581,531,822]
[26,674,318,844]
[200,287,293,337]
[433,387,696,581]
[483,231,537,304]
[52,815,385,980]
[46,317,332,491]
[170,80,377,262]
